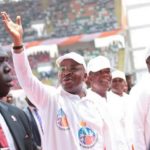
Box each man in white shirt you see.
[110,70,134,150]
[1,12,115,150]
[87,55,117,149]
[130,47,150,150]
[87,57,133,150]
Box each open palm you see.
[1,12,23,45]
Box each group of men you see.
[0,11,150,150]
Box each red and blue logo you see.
[56,108,69,130]
[78,122,97,148]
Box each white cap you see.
[56,52,86,70]
[87,55,111,74]
[145,47,150,61]
[112,70,126,81]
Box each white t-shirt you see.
[130,74,150,150]
[12,51,115,150]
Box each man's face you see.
[0,51,13,98]
[89,68,112,93]
[58,59,87,94]
[111,78,125,96]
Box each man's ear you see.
[85,72,94,85]
[87,72,94,82]
[85,74,91,88]
[84,72,87,79]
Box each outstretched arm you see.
[1,12,23,49]
[1,12,50,109]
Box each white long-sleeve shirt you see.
[130,74,150,150]
[87,89,133,150]
[12,50,115,150]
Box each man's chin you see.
[63,86,74,93]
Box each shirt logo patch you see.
[78,122,97,148]
[56,108,69,130]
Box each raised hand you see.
[1,12,23,46]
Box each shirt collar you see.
[58,86,87,102]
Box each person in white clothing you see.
[130,47,150,150]
[1,12,115,150]
[110,70,134,150]
[87,57,133,150]
[87,55,112,99]
[87,55,117,149]
[111,70,128,97]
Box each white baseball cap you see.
[87,55,111,74]
[56,52,86,70]
[112,70,126,81]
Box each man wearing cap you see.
[111,70,128,97]
[87,57,133,150]
[109,70,134,150]
[1,12,115,150]
[87,55,112,99]
[129,47,150,150]
[87,55,118,148]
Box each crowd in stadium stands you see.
[45,0,118,38]
[0,0,119,45]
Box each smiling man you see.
[87,55,112,99]
[111,70,127,97]
[87,57,133,150]
[109,70,134,150]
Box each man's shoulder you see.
[86,89,106,104]
[0,101,26,117]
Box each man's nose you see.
[4,63,12,73]
[63,69,73,75]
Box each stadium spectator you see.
[1,12,116,150]
[0,0,119,45]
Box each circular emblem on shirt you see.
[78,122,97,148]
[56,108,69,130]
